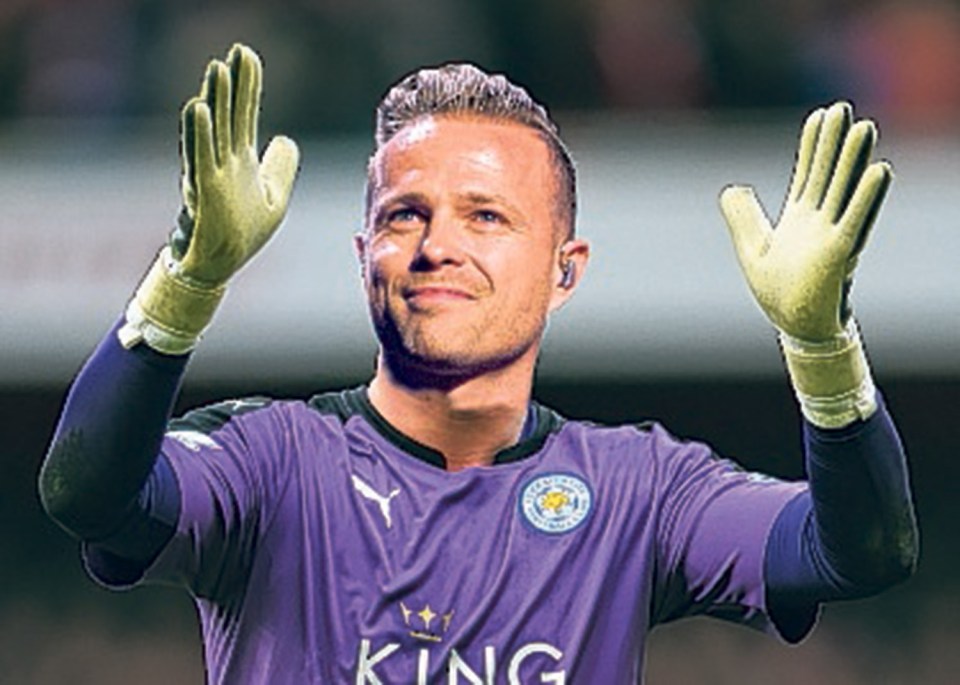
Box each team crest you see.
[519,473,593,535]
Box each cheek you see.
[492,254,555,310]
[368,236,406,269]
[365,238,406,286]
[368,236,403,261]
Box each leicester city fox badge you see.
[519,473,593,534]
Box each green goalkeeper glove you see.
[719,101,893,428]
[118,43,300,354]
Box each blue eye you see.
[390,208,417,222]
[473,209,504,224]
[384,207,426,229]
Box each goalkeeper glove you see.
[719,101,893,428]
[118,43,300,354]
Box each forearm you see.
[804,394,918,589]
[38,318,188,541]
[766,395,919,606]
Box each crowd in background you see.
[0,0,958,134]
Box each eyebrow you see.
[371,192,430,223]
[374,190,524,219]
[457,192,524,219]
[376,191,429,208]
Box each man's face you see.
[358,115,579,378]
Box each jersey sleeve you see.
[112,398,295,602]
[647,423,807,637]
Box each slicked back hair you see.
[366,63,577,240]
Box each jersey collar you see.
[334,386,564,470]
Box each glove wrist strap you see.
[117,246,227,355]
[779,319,878,429]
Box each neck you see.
[367,351,537,471]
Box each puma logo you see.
[351,475,401,529]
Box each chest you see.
[233,432,658,683]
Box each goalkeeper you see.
[39,44,918,683]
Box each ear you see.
[354,231,368,281]
[549,238,590,313]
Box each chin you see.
[399,341,507,376]
[372,307,544,379]
[379,328,534,383]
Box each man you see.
[39,44,918,683]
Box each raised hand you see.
[719,101,892,343]
[172,43,299,286]
[120,43,300,354]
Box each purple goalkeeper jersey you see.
[89,387,806,684]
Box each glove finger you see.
[804,101,852,208]
[719,185,773,271]
[179,96,200,212]
[228,44,262,152]
[205,60,232,166]
[787,106,824,203]
[838,160,893,260]
[192,101,217,202]
[260,135,301,213]
[822,119,876,224]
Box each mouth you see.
[402,284,477,308]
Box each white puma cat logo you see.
[351,475,401,529]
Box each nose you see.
[411,212,465,271]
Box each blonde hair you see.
[368,63,577,237]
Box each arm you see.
[764,397,918,641]
[719,102,919,637]
[39,320,187,568]
[38,44,299,566]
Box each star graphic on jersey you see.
[351,474,401,529]
[418,605,437,629]
[399,601,455,643]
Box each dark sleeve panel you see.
[38,318,188,550]
[764,393,920,642]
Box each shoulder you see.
[546,412,724,483]
[552,412,697,458]
[161,390,367,491]
[168,386,369,435]
[168,396,278,434]
[163,390,365,462]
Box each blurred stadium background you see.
[1,0,957,682]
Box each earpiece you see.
[560,260,576,289]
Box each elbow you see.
[38,442,83,537]
[39,465,117,542]
[851,512,920,596]
[883,514,920,587]
[38,429,103,539]
[40,428,152,542]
